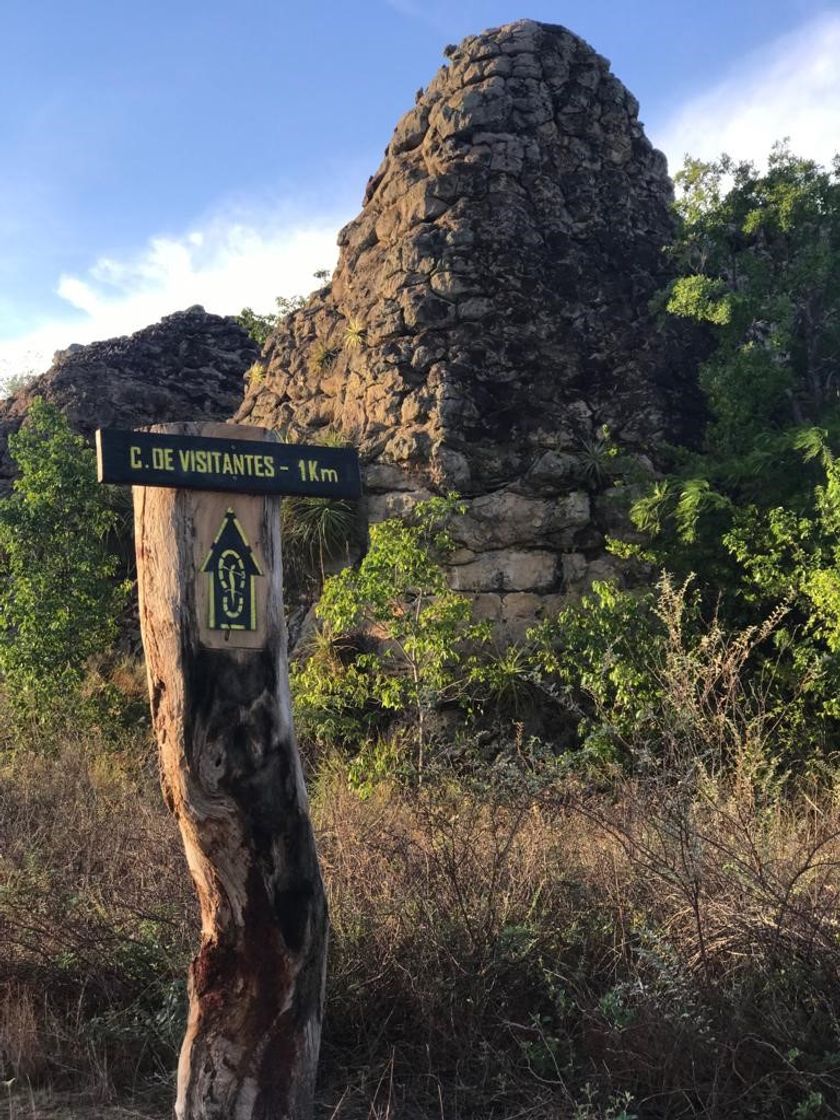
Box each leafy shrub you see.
[236,293,306,346]
[0,400,128,728]
[526,578,673,763]
[291,495,491,778]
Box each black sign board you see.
[96,428,362,499]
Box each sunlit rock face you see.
[237,20,704,631]
[0,306,258,488]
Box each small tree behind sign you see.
[99,421,352,1119]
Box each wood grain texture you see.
[133,422,327,1120]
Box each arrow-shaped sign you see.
[201,508,263,631]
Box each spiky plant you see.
[309,339,338,374]
[344,317,367,350]
[577,425,619,489]
[246,361,265,387]
[282,496,357,585]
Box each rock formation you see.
[0,306,258,487]
[237,19,704,631]
[239,19,707,631]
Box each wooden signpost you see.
[97,421,361,1120]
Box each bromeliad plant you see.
[344,316,367,350]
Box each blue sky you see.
[2,0,840,378]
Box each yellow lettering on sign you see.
[130,446,143,469]
[263,455,275,477]
[151,447,175,470]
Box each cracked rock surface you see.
[232,19,705,627]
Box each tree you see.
[0,399,125,722]
[638,146,840,543]
[619,147,840,754]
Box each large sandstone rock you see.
[0,306,258,487]
[237,20,705,621]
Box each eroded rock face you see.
[0,306,258,487]
[237,20,704,630]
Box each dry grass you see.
[0,731,193,1096]
[313,769,840,1118]
[1,1091,162,1120]
[2,723,840,1116]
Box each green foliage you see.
[666,273,733,325]
[236,292,306,346]
[571,1085,638,1120]
[346,733,408,796]
[527,580,671,760]
[718,439,840,727]
[617,147,840,755]
[635,147,840,547]
[291,495,491,778]
[0,400,126,724]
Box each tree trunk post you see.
[132,422,328,1120]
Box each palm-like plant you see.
[282,496,357,584]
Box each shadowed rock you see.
[0,306,258,488]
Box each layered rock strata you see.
[236,19,703,630]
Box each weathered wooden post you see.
[97,421,360,1120]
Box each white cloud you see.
[0,205,346,382]
[652,12,840,173]
[7,12,839,386]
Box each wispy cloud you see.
[653,12,840,173]
[0,204,346,381]
[6,12,839,386]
